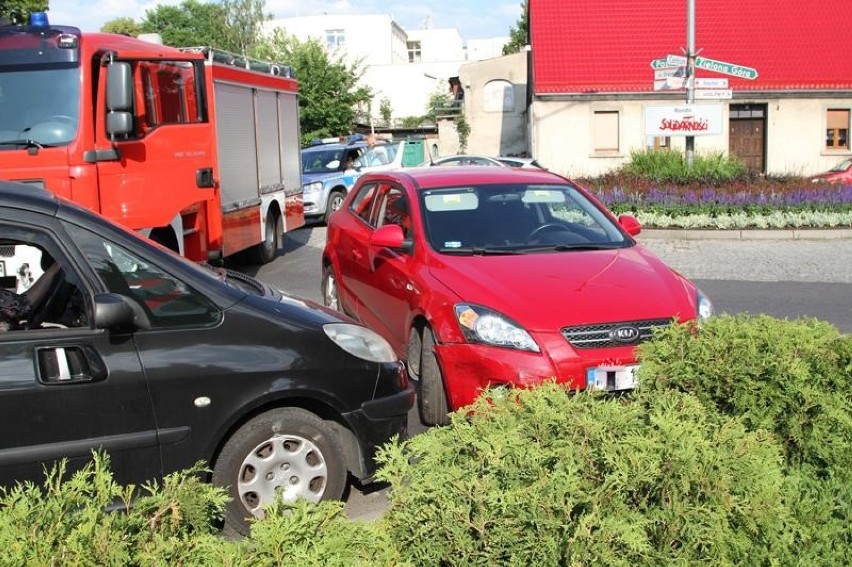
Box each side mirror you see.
[93,293,151,331]
[370,224,413,254]
[105,62,133,137]
[618,214,642,236]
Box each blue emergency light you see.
[29,12,49,27]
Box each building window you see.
[647,136,670,150]
[826,109,850,150]
[407,41,421,63]
[325,29,345,50]
[593,110,619,153]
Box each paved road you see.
[241,224,852,520]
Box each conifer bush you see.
[636,314,852,565]
[375,384,794,566]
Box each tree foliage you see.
[0,0,47,24]
[139,0,233,49]
[100,17,141,36]
[222,0,269,57]
[502,0,529,55]
[252,29,371,144]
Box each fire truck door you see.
[94,60,216,242]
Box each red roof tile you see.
[531,0,852,94]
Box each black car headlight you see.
[324,323,397,363]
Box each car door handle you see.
[36,345,107,384]
[352,249,363,261]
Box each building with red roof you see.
[460,0,852,178]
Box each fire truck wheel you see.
[250,213,282,265]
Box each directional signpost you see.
[695,56,758,80]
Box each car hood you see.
[302,171,342,184]
[427,244,697,330]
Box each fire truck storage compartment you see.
[213,80,301,213]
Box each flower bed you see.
[579,176,852,229]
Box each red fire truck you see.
[0,13,304,264]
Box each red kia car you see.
[322,167,712,425]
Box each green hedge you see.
[0,315,849,565]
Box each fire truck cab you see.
[0,13,304,263]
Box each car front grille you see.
[0,245,14,257]
[561,318,673,349]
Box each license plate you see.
[586,365,638,391]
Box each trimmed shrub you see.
[376,384,794,566]
[0,453,232,565]
[242,499,407,566]
[636,314,852,473]
[636,314,852,565]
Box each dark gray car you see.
[0,180,414,535]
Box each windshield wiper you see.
[518,242,627,253]
[0,139,53,149]
[438,246,522,256]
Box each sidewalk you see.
[642,228,852,241]
[639,228,852,284]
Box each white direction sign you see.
[645,105,723,136]
[654,67,686,80]
[666,54,687,66]
[695,77,728,89]
[695,89,733,100]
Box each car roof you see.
[302,141,366,152]
[363,165,570,191]
[0,180,60,216]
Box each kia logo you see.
[610,325,640,344]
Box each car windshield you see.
[0,65,81,148]
[301,148,345,174]
[421,183,631,254]
[829,157,852,172]
[360,143,398,167]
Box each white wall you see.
[531,97,852,179]
[406,28,464,63]
[365,62,466,123]
[467,37,510,62]
[264,15,407,66]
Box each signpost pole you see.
[686,0,695,167]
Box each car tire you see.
[418,326,450,426]
[321,264,341,312]
[324,191,345,225]
[249,213,282,265]
[212,407,347,537]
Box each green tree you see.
[0,0,47,24]
[502,0,529,55]
[379,97,392,127]
[222,0,270,57]
[426,88,454,123]
[101,17,141,36]
[139,0,233,50]
[252,29,371,144]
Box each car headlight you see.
[303,181,323,195]
[323,323,397,363]
[454,304,540,352]
[697,288,713,320]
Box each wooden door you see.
[729,105,766,173]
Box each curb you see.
[641,228,852,240]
